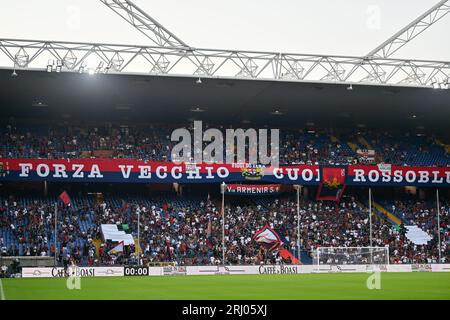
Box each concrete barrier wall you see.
[2,256,54,267]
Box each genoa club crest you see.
[241,164,265,180]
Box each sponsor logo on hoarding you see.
[197,266,247,275]
[412,264,432,272]
[51,267,95,278]
[258,265,298,275]
[163,266,187,276]
[316,265,359,273]
[96,268,122,276]
[366,264,388,272]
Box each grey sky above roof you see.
[0,0,449,60]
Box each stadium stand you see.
[1,120,449,268]
[1,192,448,266]
[1,120,449,166]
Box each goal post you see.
[313,246,390,266]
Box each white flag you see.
[108,241,124,255]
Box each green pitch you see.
[1,273,450,300]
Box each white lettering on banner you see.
[73,164,84,178]
[273,168,283,179]
[302,169,313,181]
[186,166,202,179]
[405,171,416,183]
[432,171,443,183]
[418,171,429,183]
[353,169,365,182]
[53,164,68,178]
[19,163,32,177]
[205,167,215,179]
[171,166,182,179]
[351,168,450,185]
[156,166,167,179]
[316,168,320,181]
[36,164,50,177]
[18,163,107,179]
[393,170,402,182]
[286,168,299,180]
[270,168,320,182]
[227,185,280,194]
[368,170,379,182]
[87,164,103,178]
[138,166,151,179]
[381,170,391,182]
[119,165,133,179]
[8,160,450,185]
[216,167,229,178]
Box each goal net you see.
[313,247,389,266]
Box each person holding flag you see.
[54,191,71,267]
[253,224,300,264]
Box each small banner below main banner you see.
[316,166,346,202]
[225,184,282,195]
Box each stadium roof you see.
[1,69,449,134]
[0,1,449,88]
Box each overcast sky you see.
[0,0,449,61]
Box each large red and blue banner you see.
[0,158,449,187]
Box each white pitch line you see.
[0,278,5,300]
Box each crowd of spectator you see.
[388,198,450,263]
[1,193,448,267]
[1,120,449,166]
[1,122,172,161]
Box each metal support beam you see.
[99,0,189,48]
[0,38,449,88]
[367,0,450,58]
